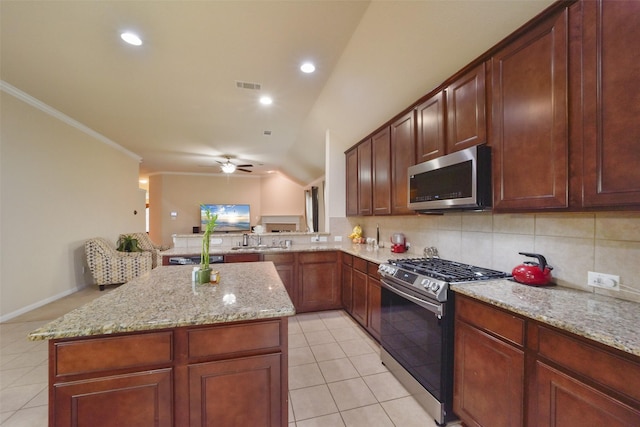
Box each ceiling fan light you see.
[221,162,236,173]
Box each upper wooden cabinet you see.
[446,63,487,153]
[491,7,569,211]
[357,139,373,216]
[416,90,446,162]
[371,127,392,215]
[572,0,640,208]
[390,111,416,215]
[345,147,358,216]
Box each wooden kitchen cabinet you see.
[416,90,446,162]
[357,139,373,216]
[454,295,525,427]
[372,127,392,215]
[571,0,640,208]
[297,251,341,312]
[491,7,569,211]
[341,253,353,313]
[224,253,262,263]
[454,293,640,427]
[264,253,297,307]
[366,262,381,341]
[351,257,368,327]
[446,63,486,153]
[50,319,289,426]
[390,110,416,215]
[345,147,359,216]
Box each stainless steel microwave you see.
[408,145,492,212]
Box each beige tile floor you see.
[0,287,462,426]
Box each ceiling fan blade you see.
[236,164,253,168]
[237,168,252,173]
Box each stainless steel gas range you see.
[377,257,508,426]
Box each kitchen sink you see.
[230,245,286,252]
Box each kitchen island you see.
[29,262,295,427]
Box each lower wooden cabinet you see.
[189,354,283,427]
[453,319,524,427]
[297,251,341,312]
[53,369,173,427]
[50,319,288,426]
[344,256,380,341]
[263,253,297,307]
[454,294,640,427]
[341,254,353,312]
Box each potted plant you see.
[117,234,142,252]
[195,205,218,284]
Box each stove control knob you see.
[421,279,431,289]
[430,283,441,292]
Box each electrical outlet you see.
[588,271,620,291]
[310,236,320,243]
[406,242,411,249]
[319,236,327,242]
[334,236,342,242]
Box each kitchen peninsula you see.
[29,262,295,427]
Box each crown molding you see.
[1,80,142,163]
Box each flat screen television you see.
[200,204,251,233]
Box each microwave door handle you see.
[381,280,443,317]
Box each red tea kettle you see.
[512,252,554,286]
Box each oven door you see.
[380,279,455,423]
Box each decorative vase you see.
[195,268,211,284]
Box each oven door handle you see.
[380,279,444,317]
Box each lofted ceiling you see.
[1,0,554,185]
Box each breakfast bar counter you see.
[29,263,295,427]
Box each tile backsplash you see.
[331,211,640,303]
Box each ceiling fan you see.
[216,156,253,174]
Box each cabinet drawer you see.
[367,261,379,277]
[188,321,282,359]
[353,256,367,273]
[456,296,524,346]
[342,253,353,266]
[54,332,173,377]
[224,253,261,263]
[263,253,295,264]
[298,251,337,264]
[536,325,640,403]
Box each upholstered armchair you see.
[85,238,153,290]
[119,232,167,268]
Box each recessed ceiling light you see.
[259,96,273,105]
[121,32,142,46]
[300,62,316,73]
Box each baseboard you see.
[0,285,85,323]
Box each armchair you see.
[119,232,167,268]
[85,237,153,290]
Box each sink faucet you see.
[250,234,262,246]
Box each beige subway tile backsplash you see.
[338,210,639,303]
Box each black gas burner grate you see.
[390,258,508,283]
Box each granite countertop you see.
[452,280,640,357]
[29,262,295,341]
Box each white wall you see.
[0,88,145,320]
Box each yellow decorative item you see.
[348,225,363,243]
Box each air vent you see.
[235,81,261,90]
[263,130,272,136]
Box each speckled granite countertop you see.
[452,280,640,357]
[29,262,295,341]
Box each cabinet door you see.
[534,362,640,427]
[345,147,359,216]
[372,127,392,215]
[263,253,296,307]
[342,262,353,313]
[366,276,381,341]
[416,91,446,162]
[578,0,640,207]
[358,139,373,216]
[54,369,173,427]
[454,320,524,427]
[390,111,416,215]
[446,63,486,152]
[351,269,368,327]
[297,252,341,312]
[189,354,283,427]
[491,8,569,210]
